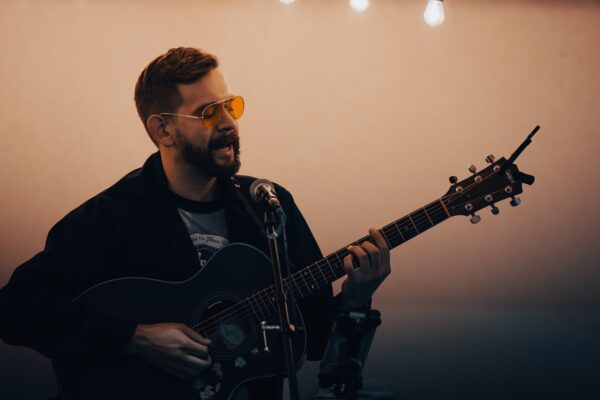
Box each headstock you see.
[443,155,535,223]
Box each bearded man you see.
[0,47,390,400]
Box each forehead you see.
[176,68,231,113]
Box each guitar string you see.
[193,189,459,331]
[194,195,476,343]
[195,169,497,331]
[192,204,449,337]
[193,177,499,338]
[190,201,449,335]
[191,176,498,337]
[191,170,503,336]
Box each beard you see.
[175,129,241,178]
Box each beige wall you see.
[1,0,599,314]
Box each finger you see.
[343,253,360,283]
[347,244,371,272]
[369,228,390,262]
[181,325,212,346]
[360,241,381,271]
[181,343,210,359]
[181,353,212,371]
[369,229,391,277]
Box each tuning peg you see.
[485,154,496,164]
[510,196,521,207]
[491,205,500,215]
[470,213,481,224]
[468,164,477,174]
[449,176,458,184]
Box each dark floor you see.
[2,306,600,399]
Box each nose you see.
[216,104,237,132]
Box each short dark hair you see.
[134,47,219,145]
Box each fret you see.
[438,198,451,217]
[422,207,434,226]
[262,289,276,314]
[393,221,406,242]
[397,219,416,240]
[408,214,420,233]
[249,292,267,320]
[333,252,345,279]
[426,202,448,225]
[324,258,336,277]
[246,295,258,320]
[317,264,327,283]
[380,228,392,248]
[245,194,455,320]
[336,252,347,277]
[298,271,311,294]
[293,279,304,297]
[245,297,261,321]
[382,225,401,248]
[306,268,319,290]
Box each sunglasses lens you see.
[202,104,223,128]
[228,96,245,120]
[202,96,245,128]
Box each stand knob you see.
[468,164,477,174]
[260,321,281,353]
[510,196,521,207]
[449,176,458,184]
[485,154,496,164]
[470,214,481,224]
[491,205,500,215]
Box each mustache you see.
[210,130,239,149]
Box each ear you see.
[147,114,175,147]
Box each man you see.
[0,47,390,399]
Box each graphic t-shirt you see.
[171,192,251,399]
[171,192,229,271]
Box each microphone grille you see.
[249,178,274,203]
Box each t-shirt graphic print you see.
[171,193,229,272]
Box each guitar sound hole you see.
[197,298,258,360]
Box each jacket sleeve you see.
[281,193,342,361]
[0,196,137,361]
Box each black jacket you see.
[0,152,335,390]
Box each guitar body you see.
[53,243,306,400]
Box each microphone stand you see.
[263,209,301,400]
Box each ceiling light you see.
[349,0,369,13]
[424,0,445,27]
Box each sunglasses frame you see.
[158,95,244,128]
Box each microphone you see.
[249,179,281,209]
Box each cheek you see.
[178,126,212,147]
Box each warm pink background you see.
[1,0,599,398]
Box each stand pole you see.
[264,210,300,400]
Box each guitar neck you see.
[288,197,451,299]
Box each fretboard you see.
[243,197,451,320]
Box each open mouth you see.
[212,143,233,151]
[210,135,238,152]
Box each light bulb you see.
[349,0,369,13]
[424,0,445,27]
[280,0,295,5]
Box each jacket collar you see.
[134,152,267,275]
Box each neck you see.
[161,152,219,202]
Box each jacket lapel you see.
[145,153,201,276]
[220,178,269,253]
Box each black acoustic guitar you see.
[53,156,534,400]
